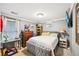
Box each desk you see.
[0,38,21,56]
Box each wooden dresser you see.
[22,31,32,47]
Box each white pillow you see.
[50,33,57,37]
[41,32,50,36]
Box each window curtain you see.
[2,16,8,41]
[0,16,8,42]
[3,18,17,40]
[0,16,3,32]
[2,17,17,41]
[3,16,7,33]
[0,16,3,41]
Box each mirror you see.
[76,3,79,45]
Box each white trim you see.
[0,11,66,24]
[42,18,65,24]
[52,18,65,22]
[0,11,35,24]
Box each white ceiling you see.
[0,3,71,23]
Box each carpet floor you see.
[13,47,71,56]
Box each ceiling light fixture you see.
[35,12,45,18]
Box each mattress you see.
[27,35,58,56]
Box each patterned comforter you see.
[27,36,58,56]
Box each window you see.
[3,17,17,40]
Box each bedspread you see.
[27,36,58,56]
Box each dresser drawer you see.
[22,31,32,47]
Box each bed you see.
[27,32,58,56]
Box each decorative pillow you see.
[41,32,50,36]
[50,33,57,37]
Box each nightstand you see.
[59,38,67,48]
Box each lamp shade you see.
[0,16,3,32]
